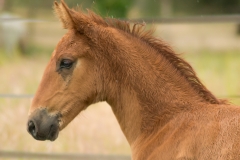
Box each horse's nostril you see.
[27,110,60,141]
[28,120,36,136]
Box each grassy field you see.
[0,22,240,158]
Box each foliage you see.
[3,0,240,18]
[3,0,133,18]
[173,0,240,16]
[93,0,133,18]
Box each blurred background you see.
[0,0,240,159]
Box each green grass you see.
[184,49,240,105]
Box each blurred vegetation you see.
[174,0,240,16]
[94,0,133,18]
[0,0,239,57]
[184,50,240,104]
[2,0,240,18]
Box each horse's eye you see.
[60,59,73,69]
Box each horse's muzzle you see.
[27,109,60,141]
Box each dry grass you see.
[0,99,130,154]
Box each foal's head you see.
[27,0,222,141]
[27,1,104,141]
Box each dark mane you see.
[82,10,224,105]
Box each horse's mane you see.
[76,9,224,105]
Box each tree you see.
[93,0,133,18]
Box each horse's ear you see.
[54,1,99,37]
[54,0,75,29]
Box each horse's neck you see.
[99,45,204,147]
[107,87,142,145]
[105,72,199,148]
